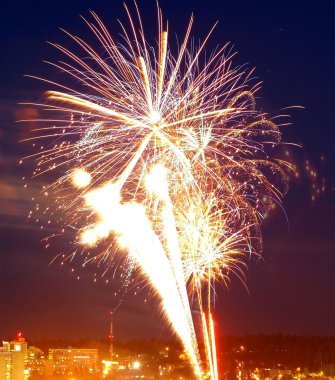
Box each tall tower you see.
[108,311,114,359]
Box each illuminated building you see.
[101,354,156,379]
[26,346,45,376]
[0,348,12,380]
[259,368,293,380]
[48,347,98,374]
[0,335,27,380]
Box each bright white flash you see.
[72,168,91,188]
[149,110,161,124]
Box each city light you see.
[133,361,141,370]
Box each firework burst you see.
[24,3,291,378]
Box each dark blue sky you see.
[0,0,334,341]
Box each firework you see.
[25,3,290,378]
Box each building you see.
[48,347,98,374]
[26,346,45,376]
[0,348,12,380]
[259,368,293,380]
[0,335,28,380]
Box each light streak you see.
[202,313,215,380]
[209,313,218,380]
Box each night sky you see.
[1,0,334,341]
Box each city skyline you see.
[1,332,335,380]
[0,0,334,342]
